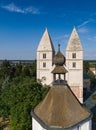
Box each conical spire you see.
[37,28,55,51]
[66,27,82,51]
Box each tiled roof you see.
[52,66,67,74]
[37,28,55,52]
[34,85,91,128]
[66,27,82,51]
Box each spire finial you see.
[58,44,60,52]
[74,25,76,28]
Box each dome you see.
[54,44,66,66]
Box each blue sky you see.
[0,0,96,60]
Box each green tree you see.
[88,70,96,89]
[30,61,36,78]
[0,60,50,129]
[83,61,90,74]
[14,62,22,77]
[1,60,11,79]
[0,77,49,130]
[22,65,31,77]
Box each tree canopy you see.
[0,60,49,130]
[83,61,90,74]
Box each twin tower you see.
[37,27,83,103]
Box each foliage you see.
[0,60,49,130]
[0,77,49,130]
[83,61,96,89]
[1,60,11,77]
[83,61,90,74]
[14,62,22,77]
[91,94,96,100]
[88,70,96,89]
[93,114,96,122]
[30,60,36,77]
[22,65,31,77]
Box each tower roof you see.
[66,27,82,51]
[52,66,67,74]
[33,85,91,129]
[37,28,55,52]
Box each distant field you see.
[0,60,35,66]
[0,59,95,67]
[84,60,96,68]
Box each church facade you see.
[31,29,92,129]
[37,27,83,103]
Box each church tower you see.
[66,27,83,103]
[32,45,92,130]
[37,28,55,85]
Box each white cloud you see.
[78,27,88,33]
[1,3,24,13]
[25,7,40,14]
[77,19,93,34]
[1,3,40,14]
[64,34,69,38]
[78,18,93,29]
[78,20,90,28]
[88,35,96,41]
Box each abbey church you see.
[37,27,83,103]
[31,27,92,130]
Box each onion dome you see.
[54,44,66,66]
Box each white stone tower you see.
[32,48,92,130]
[66,27,83,103]
[37,28,55,85]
